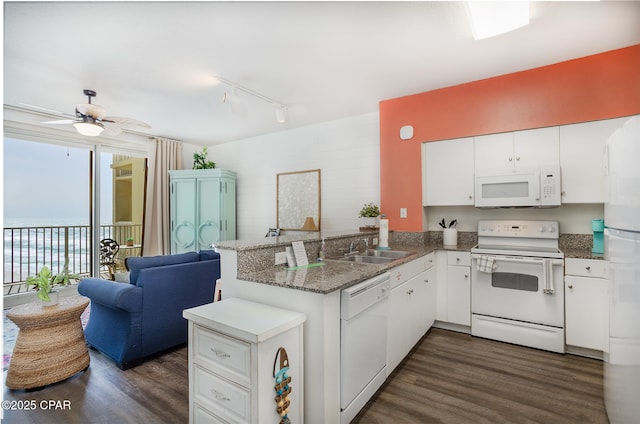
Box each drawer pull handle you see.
[406,289,414,295]
[568,285,573,289]
[211,389,230,401]
[424,279,429,283]
[211,348,231,358]
[586,266,591,271]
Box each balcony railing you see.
[3,224,142,296]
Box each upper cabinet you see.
[475,127,560,171]
[422,137,475,206]
[169,169,237,253]
[559,117,629,203]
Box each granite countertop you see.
[237,241,476,295]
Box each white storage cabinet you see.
[183,298,306,424]
[475,127,560,171]
[559,117,628,203]
[422,137,475,206]
[387,253,435,374]
[564,258,610,353]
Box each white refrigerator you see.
[604,114,640,424]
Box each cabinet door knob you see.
[424,279,429,283]
[464,274,469,279]
[516,156,520,161]
[568,285,573,289]
[586,266,591,271]
[456,257,460,262]
[509,157,513,162]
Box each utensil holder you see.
[443,228,458,247]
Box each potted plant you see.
[192,146,216,169]
[358,202,381,231]
[126,237,134,247]
[26,265,80,306]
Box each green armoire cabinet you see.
[169,169,236,253]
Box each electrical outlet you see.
[275,251,287,265]
[400,208,408,218]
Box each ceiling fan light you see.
[74,121,104,136]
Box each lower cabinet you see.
[435,251,471,327]
[183,298,306,424]
[387,253,435,374]
[565,258,609,353]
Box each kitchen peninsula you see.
[216,230,475,423]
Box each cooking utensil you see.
[439,218,446,229]
[449,219,457,228]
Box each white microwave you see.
[475,165,561,208]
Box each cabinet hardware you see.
[516,156,520,161]
[509,157,513,162]
[456,257,460,262]
[464,274,469,278]
[211,347,231,358]
[406,289,414,295]
[586,266,591,271]
[568,285,573,289]
[424,279,429,283]
[211,389,230,401]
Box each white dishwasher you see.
[340,272,390,424]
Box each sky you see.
[3,137,113,226]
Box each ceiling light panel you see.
[465,1,530,40]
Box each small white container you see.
[443,228,458,247]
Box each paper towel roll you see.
[379,218,389,249]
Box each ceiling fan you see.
[40,89,151,137]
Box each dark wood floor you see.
[2,346,189,424]
[3,329,609,423]
[354,328,609,424]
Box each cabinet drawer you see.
[423,252,435,270]
[447,251,470,267]
[194,325,251,386]
[194,403,227,424]
[194,365,251,423]
[565,258,609,279]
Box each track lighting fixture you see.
[215,76,287,124]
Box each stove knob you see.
[548,226,556,233]
[539,227,546,233]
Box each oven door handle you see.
[471,254,563,266]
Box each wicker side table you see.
[5,296,90,390]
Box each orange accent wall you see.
[380,44,640,232]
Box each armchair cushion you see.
[127,251,199,285]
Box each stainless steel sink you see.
[338,255,394,264]
[363,249,414,259]
[328,249,415,265]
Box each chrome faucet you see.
[348,238,369,254]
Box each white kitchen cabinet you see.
[183,298,306,424]
[169,169,236,254]
[422,137,475,206]
[559,117,628,203]
[475,127,559,171]
[387,253,435,374]
[565,258,610,353]
[446,252,471,326]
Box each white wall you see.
[205,112,380,239]
[425,204,604,235]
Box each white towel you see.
[542,258,555,294]
[476,255,496,273]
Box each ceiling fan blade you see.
[101,121,123,136]
[103,116,151,129]
[76,103,107,119]
[18,102,76,118]
[42,119,77,125]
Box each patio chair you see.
[100,238,120,280]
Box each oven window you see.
[482,181,529,198]
[491,272,538,292]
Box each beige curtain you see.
[142,137,183,256]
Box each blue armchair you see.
[78,250,220,369]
